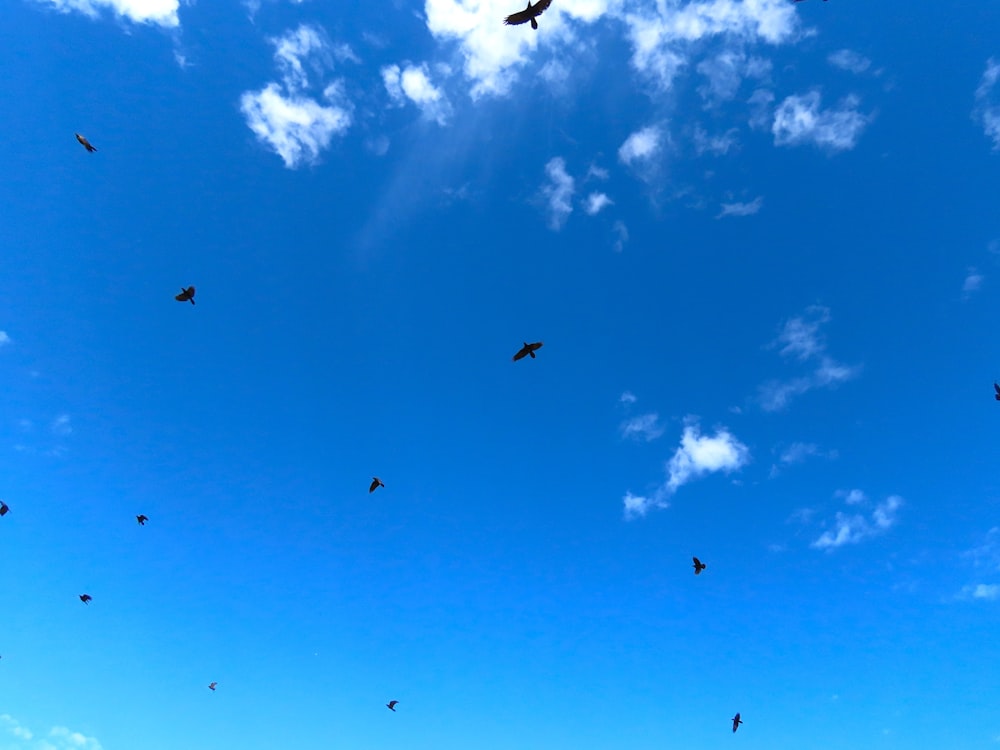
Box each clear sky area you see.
[1,0,1000,748]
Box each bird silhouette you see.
[79,594,92,605]
[732,713,743,733]
[369,477,385,493]
[512,341,544,361]
[0,501,8,517]
[386,700,398,711]
[209,682,218,691]
[75,133,97,152]
[994,382,1000,401]
[693,556,706,575]
[175,286,196,304]
[503,0,553,29]
[136,514,148,525]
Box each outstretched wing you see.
[370,478,380,493]
[532,0,553,16]
[513,345,530,361]
[692,556,702,570]
[175,292,187,301]
[503,7,533,25]
[994,381,1000,397]
[528,341,544,353]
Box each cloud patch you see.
[827,49,871,74]
[772,91,872,152]
[717,196,763,218]
[382,63,452,124]
[619,125,663,166]
[811,492,903,550]
[32,0,179,27]
[974,58,1000,150]
[620,413,664,442]
[584,192,614,215]
[539,157,575,230]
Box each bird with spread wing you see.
[386,700,398,711]
[175,286,196,304]
[0,501,8,517]
[512,341,543,361]
[369,477,385,493]
[994,382,1000,401]
[732,713,743,733]
[136,514,148,525]
[503,0,553,29]
[692,556,706,575]
[79,594,92,605]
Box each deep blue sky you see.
[2,0,1000,748]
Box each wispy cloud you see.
[772,91,872,152]
[758,306,860,411]
[619,125,664,166]
[769,441,836,477]
[974,58,1000,150]
[241,25,354,169]
[0,331,10,348]
[584,192,614,215]
[620,391,637,405]
[32,0,179,27]
[52,414,72,437]
[696,51,771,105]
[540,157,575,230]
[612,220,629,253]
[827,49,871,74]
[811,492,903,550]
[962,267,983,299]
[960,583,1000,601]
[382,63,452,125]
[623,419,749,519]
[717,196,763,218]
[1,715,103,750]
[693,125,739,155]
[620,413,665,442]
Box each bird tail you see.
[531,17,538,29]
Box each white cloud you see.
[584,192,614,215]
[382,63,452,125]
[612,220,629,253]
[769,441,832,477]
[52,415,72,437]
[963,267,983,298]
[620,413,664,441]
[965,583,1000,601]
[32,0,179,27]
[693,125,739,155]
[717,196,763,218]
[1,714,33,741]
[974,58,1000,150]
[622,419,748,519]
[772,91,871,152]
[965,527,1000,571]
[0,331,10,347]
[1,716,103,750]
[619,125,663,166]
[620,390,637,404]
[812,493,903,550]
[241,25,353,169]
[759,306,860,411]
[827,49,871,74]
[540,157,575,230]
[697,51,771,104]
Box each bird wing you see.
[693,556,701,566]
[513,345,530,361]
[532,0,553,16]
[503,7,533,25]
[369,479,379,492]
[528,341,544,352]
[175,292,188,301]
[995,382,1000,396]
[388,701,398,708]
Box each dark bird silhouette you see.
[386,700,398,711]
[0,501,8,517]
[209,682,218,691]
[732,713,743,733]
[175,286,196,304]
[504,0,553,29]
[79,594,92,605]
[75,133,97,152]
[369,477,385,493]
[994,382,1000,401]
[136,514,148,525]
[693,556,706,575]
[512,341,543,361]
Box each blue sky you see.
[2,0,1000,748]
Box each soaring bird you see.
[369,477,385,493]
[732,713,743,733]
[512,341,543,361]
[75,133,97,152]
[0,501,8,517]
[994,382,1000,401]
[79,594,92,605]
[209,682,218,691]
[386,700,398,711]
[175,286,196,304]
[503,0,553,29]
[136,514,148,525]
[692,556,706,575]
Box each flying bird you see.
[209,682,218,691]
[136,514,148,525]
[994,382,1000,401]
[0,501,8,517]
[369,477,385,493]
[75,133,97,152]
[175,286,196,304]
[386,700,398,711]
[79,594,92,605]
[692,556,706,575]
[732,713,743,733]
[512,341,543,361]
[503,0,553,29]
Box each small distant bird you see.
[136,514,148,525]
[0,501,8,517]
[503,0,553,29]
[732,713,743,733]
[79,594,92,605]
[512,341,543,361]
[209,682,218,691]
[693,556,706,575]
[369,477,385,493]
[386,700,398,711]
[994,382,1000,401]
[75,133,97,152]
[175,286,196,304]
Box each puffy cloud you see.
[382,63,452,124]
[619,125,663,166]
[772,91,872,151]
[584,192,614,215]
[973,58,1000,150]
[812,493,903,550]
[32,0,179,27]
[717,196,763,218]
